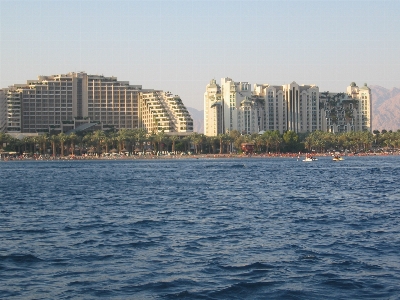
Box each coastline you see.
[1,151,399,162]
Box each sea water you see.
[0,156,399,299]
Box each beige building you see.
[3,72,193,134]
[253,82,319,133]
[0,89,7,132]
[139,90,193,133]
[204,78,372,136]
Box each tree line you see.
[0,129,399,156]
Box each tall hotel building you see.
[2,72,193,134]
[204,78,371,136]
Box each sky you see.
[1,0,399,111]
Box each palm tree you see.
[58,132,68,156]
[254,134,265,153]
[68,132,78,155]
[103,135,112,154]
[217,133,227,154]
[134,129,147,152]
[22,136,34,154]
[117,129,128,152]
[83,132,94,154]
[156,131,166,152]
[225,134,234,153]
[170,135,179,153]
[48,134,58,157]
[262,131,274,153]
[0,132,7,150]
[181,136,191,153]
[147,134,157,153]
[270,131,282,153]
[74,133,85,155]
[92,130,106,154]
[190,132,200,154]
[33,134,48,155]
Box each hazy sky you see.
[1,0,399,110]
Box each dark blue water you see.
[1,156,400,299]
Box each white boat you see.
[303,156,318,162]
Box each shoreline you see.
[1,151,399,162]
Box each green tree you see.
[49,134,58,157]
[68,132,78,155]
[170,135,179,153]
[283,130,299,152]
[58,132,68,156]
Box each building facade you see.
[139,90,193,133]
[204,78,372,136]
[0,89,7,132]
[3,72,193,134]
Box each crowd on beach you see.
[1,150,399,161]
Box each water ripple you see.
[1,157,400,299]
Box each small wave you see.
[133,219,164,226]
[164,290,191,299]
[322,278,364,290]
[129,278,198,294]
[76,254,114,262]
[299,254,318,260]
[12,228,49,234]
[220,262,274,271]
[0,253,42,264]
[127,241,156,248]
[211,280,281,298]
[230,164,246,168]
[68,280,93,286]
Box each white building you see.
[204,79,222,136]
[204,78,372,136]
[204,77,252,136]
[253,82,319,133]
[320,82,372,133]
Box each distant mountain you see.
[186,86,400,133]
[370,85,400,131]
[187,107,204,133]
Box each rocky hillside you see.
[371,85,400,131]
[187,107,204,133]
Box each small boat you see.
[303,156,318,162]
[332,155,344,161]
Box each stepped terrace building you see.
[204,78,371,136]
[3,72,193,135]
[139,90,193,133]
[0,89,7,132]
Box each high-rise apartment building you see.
[204,78,372,136]
[319,83,372,133]
[253,82,320,133]
[204,79,223,136]
[3,72,193,134]
[204,77,254,135]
